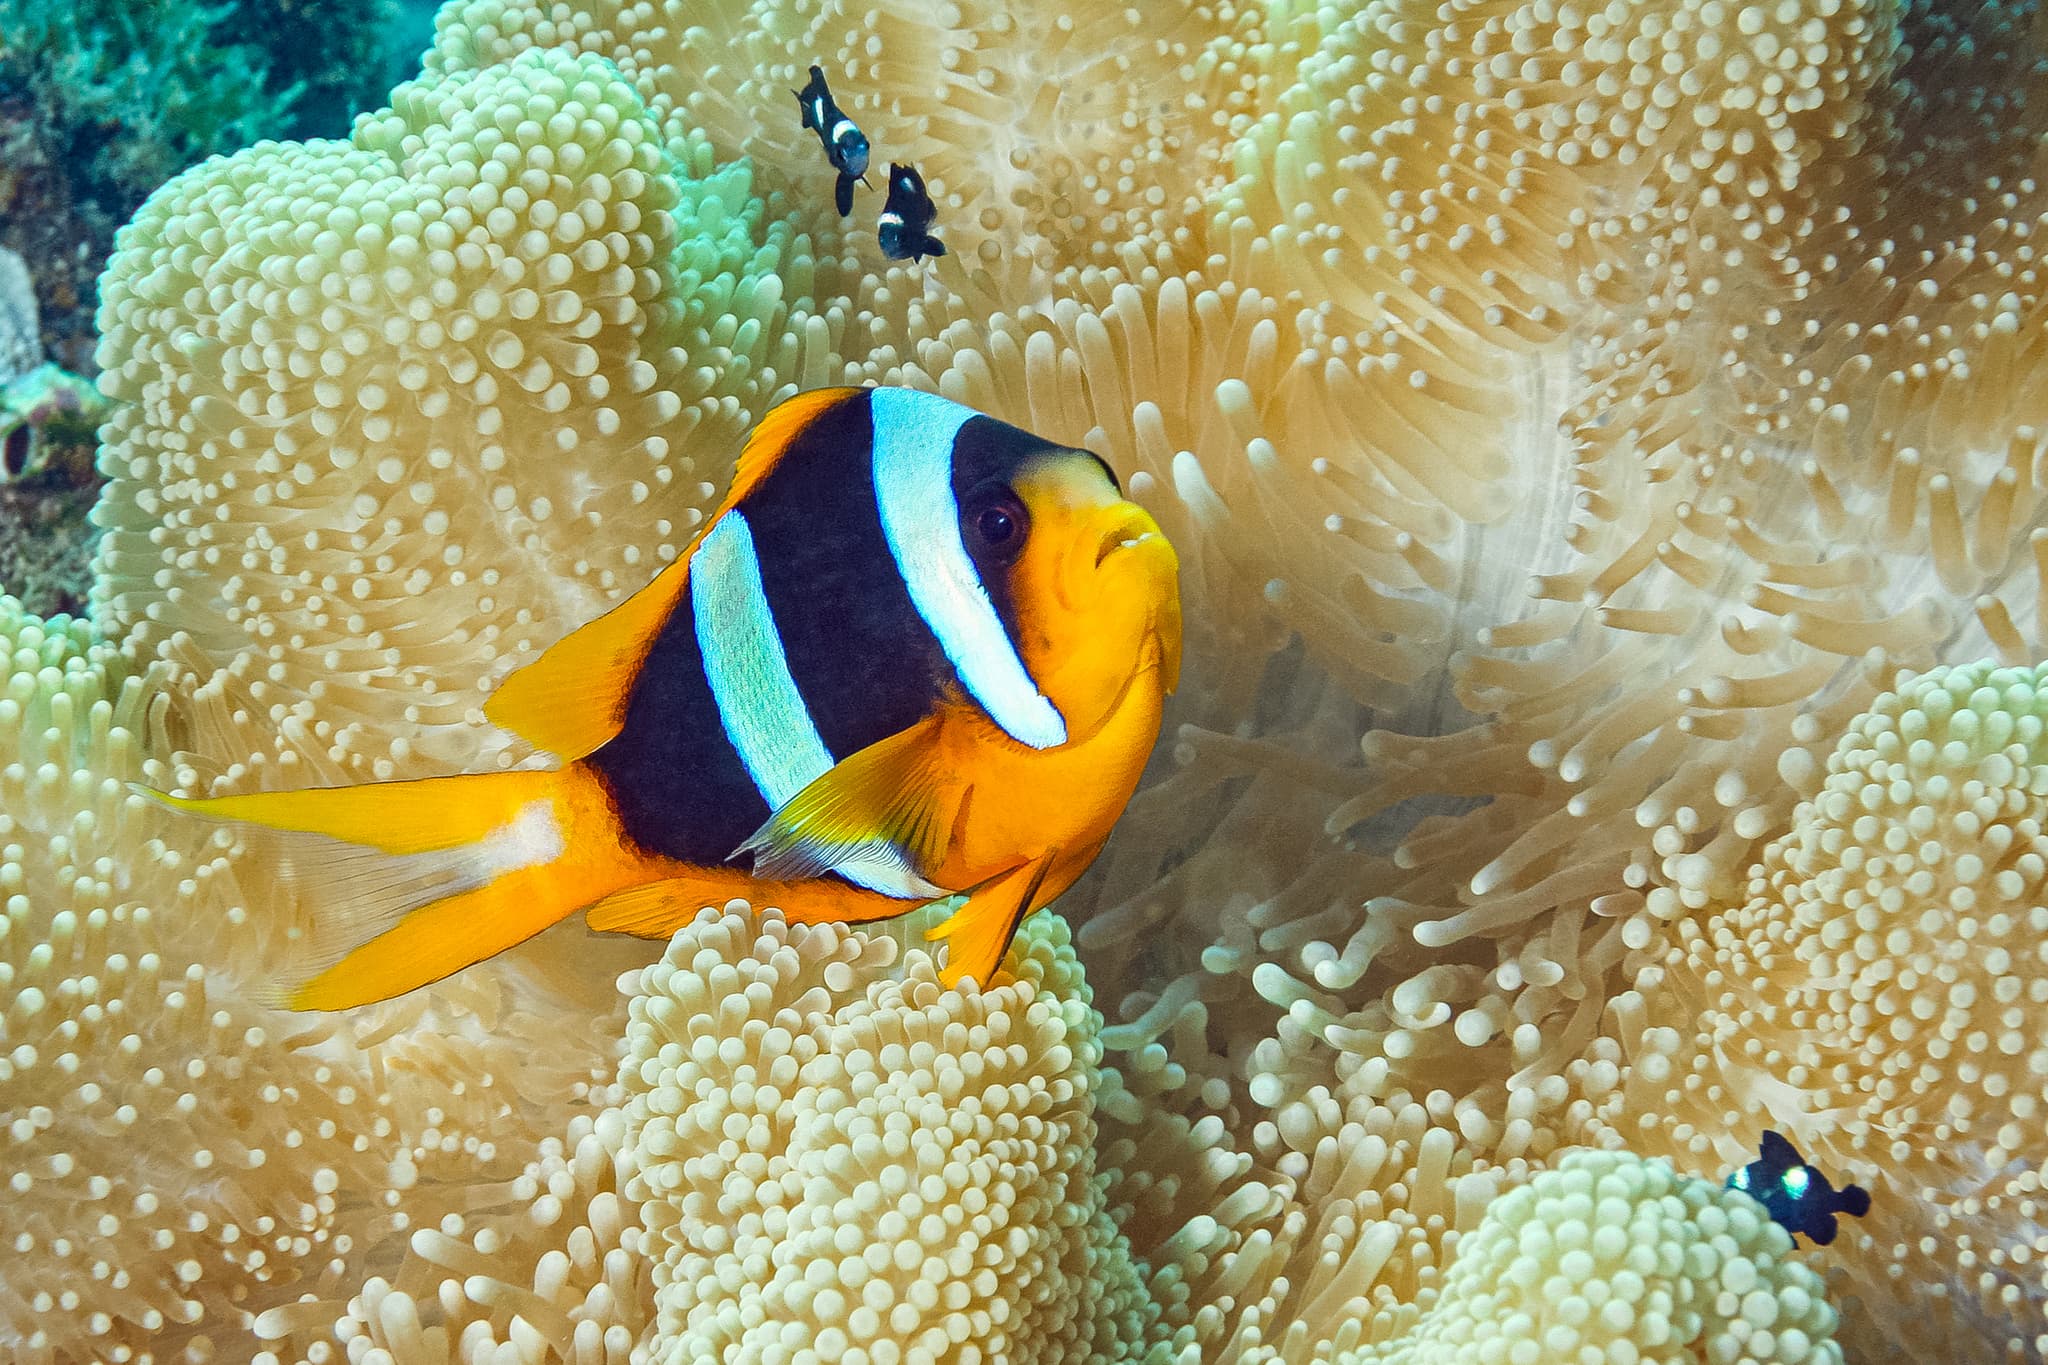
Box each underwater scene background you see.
[4,0,2048,1360]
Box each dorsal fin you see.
[1758,1130,1799,1167]
[484,386,864,758]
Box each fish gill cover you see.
[4,0,2048,1362]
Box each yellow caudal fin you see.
[926,854,1057,990]
[143,771,552,853]
[484,387,861,761]
[143,767,621,1010]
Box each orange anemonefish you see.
[147,386,1181,1010]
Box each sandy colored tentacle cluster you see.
[1340,1149,1840,1365]
[0,596,387,1364]
[296,1111,657,1365]
[616,902,1164,1364]
[1054,8,2048,1351]
[2,601,655,1365]
[0,591,653,1363]
[426,0,1268,287]
[608,902,1843,1365]
[1580,660,2048,1358]
[92,46,800,788]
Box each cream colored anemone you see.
[426,0,1272,291]
[242,898,1848,1365]
[1577,660,2048,1359]
[614,903,1161,1364]
[1341,1149,1841,1365]
[609,906,1848,1365]
[64,0,2048,1358]
[279,1112,656,1365]
[1052,9,2048,1346]
[92,46,808,788]
[0,597,646,1364]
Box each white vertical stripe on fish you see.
[868,388,1068,749]
[691,509,830,806]
[692,507,941,897]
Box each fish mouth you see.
[1094,519,1158,567]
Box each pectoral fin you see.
[734,718,958,898]
[924,852,1056,990]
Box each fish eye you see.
[966,489,1028,560]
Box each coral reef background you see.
[6,0,2048,1361]
[0,0,436,613]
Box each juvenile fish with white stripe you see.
[145,387,1181,1009]
[793,64,870,216]
[877,162,946,261]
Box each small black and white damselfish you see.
[878,163,946,262]
[1726,1130,1872,1246]
[793,64,870,216]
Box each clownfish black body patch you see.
[878,163,945,262]
[793,64,870,216]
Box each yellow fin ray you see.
[138,770,558,854]
[735,718,958,890]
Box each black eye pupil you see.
[978,506,1015,544]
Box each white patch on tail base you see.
[255,800,565,1004]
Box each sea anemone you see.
[1350,1148,1842,1365]
[90,46,805,789]
[1582,659,2048,1358]
[615,904,1156,1364]
[0,585,652,1365]
[17,0,2048,1358]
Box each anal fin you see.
[585,880,706,937]
[586,868,926,938]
